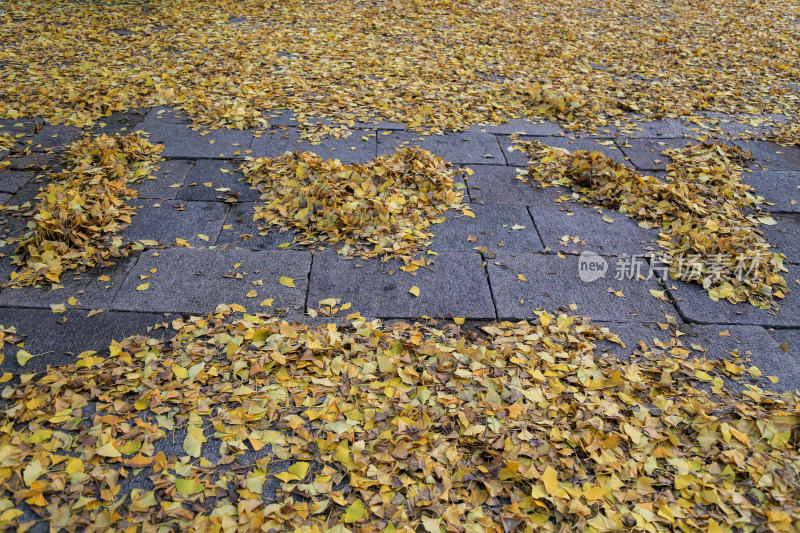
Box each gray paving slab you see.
[112,248,311,315]
[498,135,628,167]
[582,119,687,139]
[249,126,377,163]
[487,252,676,322]
[29,124,82,151]
[132,159,194,199]
[0,193,10,205]
[751,171,800,209]
[744,170,800,213]
[474,119,564,136]
[667,263,800,327]
[680,324,800,394]
[0,171,34,194]
[123,199,229,248]
[429,204,542,253]
[377,130,503,165]
[307,250,495,319]
[759,214,800,263]
[692,113,772,138]
[215,202,301,250]
[766,328,799,363]
[178,159,260,202]
[3,175,47,207]
[617,138,694,170]
[90,110,146,135]
[732,140,800,171]
[134,123,253,159]
[597,321,800,393]
[530,201,660,256]
[0,255,138,310]
[261,109,299,126]
[0,308,166,374]
[142,106,192,124]
[5,151,56,171]
[0,118,43,135]
[465,164,568,206]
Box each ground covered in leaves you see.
[0,0,799,135]
[518,141,788,309]
[0,309,798,531]
[242,147,466,263]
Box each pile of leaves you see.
[0,133,16,152]
[519,141,787,309]
[242,147,466,263]
[766,123,800,147]
[1,308,798,530]
[0,0,799,133]
[6,133,162,286]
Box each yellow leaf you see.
[279,276,295,288]
[260,299,274,307]
[137,282,149,291]
[16,349,37,367]
[409,286,420,297]
[541,466,559,493]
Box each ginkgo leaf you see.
[409,286,420,297]
[279,276,295,288]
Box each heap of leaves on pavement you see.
[6,133,162,286]
[517,141,787,309]
[242,147,466,264]
[0,0,798,135]
[1,308,797,530]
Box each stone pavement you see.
[1,108,799,392]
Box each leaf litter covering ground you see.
[0,0,799,136]
[242,147,466,265]
[0,309,799,531]
[3,133,162,286]
[516,141,788,310]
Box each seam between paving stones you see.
[479,252,500,320]
[525,206,548,251]
[303,251,314,312]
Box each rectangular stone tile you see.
[0,118,43,135]
[134,123,253,159]
[498,136,628,167]
[307,250,495,319]
[695,113,772,138]
[743,171,800,213]
[530,201,660,256]
[377,130,503,165]
[474,119,564,136]
[90,110,147,135]
[429,204,542,253]
[487,252,676,322]
[759,214,800,263]
[29,124,83,152]
[0,308,166,374]
[0,255,138,310]
[583,119,687,139]
[177,159,260,202]
[596,321,800,393]
[766,328,799,362]
[0,193,10,205]
[5,152,57,172]
[123,199,229,248]
[668,263,800,327]
[142,106,192,124]
[680,324,800,394]
[112,248,311,315]
[466,165,568,206]
[732,140,800,171]
[0,171,34,194]
[262,109,299,126]
[132,159,194,199]
[617,138,693,170]
[249,127,377,163]
[215,202,301,250]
